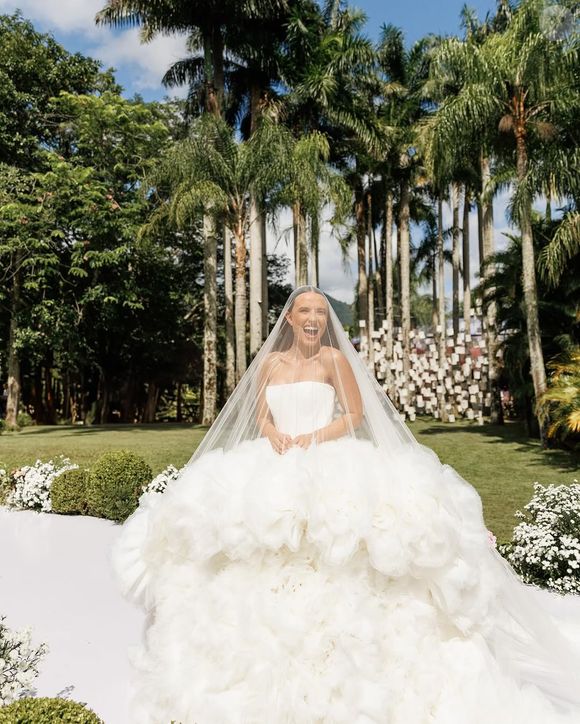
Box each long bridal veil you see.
[127,285,580,716]
[186,285,415,466]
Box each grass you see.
[409,419,579,542]
[1,419,578,543]
[0,424,208,475]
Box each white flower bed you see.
[142,464,182,495]
[0,616,48,705]
[7,457,78,513]
[0,468,10,502]
[500,481,580,594]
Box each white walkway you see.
[0,506,144,723]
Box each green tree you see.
[479,221,579,435]
[150,115,292,381]
[430,0,579,433]
[376,24,433,378]
[0,12,106,170]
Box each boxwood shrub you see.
[0,697,103,723]
[86,450,152,522]
[50,468,90,515]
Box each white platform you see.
[0,507,144,723]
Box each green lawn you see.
[0,424,208,475]
[409,419,579,542]
[1,420,578,543]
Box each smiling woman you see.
[110,286,580,724]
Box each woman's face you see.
[285,291,329,348]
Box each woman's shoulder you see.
[259,351,284,376]
[320,345,345,364]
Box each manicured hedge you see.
[86,450,152,522]
[0,697,103,723]
[51,469,90,515]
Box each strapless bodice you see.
[265,381,336,438]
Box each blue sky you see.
[2,0,513,302]
[355,0,495,43]
[1,0,498,101]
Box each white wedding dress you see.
[113,381,580,724]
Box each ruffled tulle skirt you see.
[111,438,580,723]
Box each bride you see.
[113,286,580,724]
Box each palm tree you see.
[376,25,433,378]
[430,0,579,434]
[96,0,288,418]
[450,182,461,341]
[462,184,472,337]
[480,220,580,435]
[151,115,292,382]
[283,0,379,289]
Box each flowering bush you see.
[0,616,48,705]
[500,481,580,594]
[3,455,183,516]
[142,464,182,495]
[0,468,11,506]
[7,457,78,513]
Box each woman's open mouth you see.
[303,325,319,339]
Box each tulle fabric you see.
[111,287,580,723]
[113,435,580,722]
[184,286,415,466]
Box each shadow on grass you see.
[10,423,209,437]
[416,420,526,441]
[416,420,580,476]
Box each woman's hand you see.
[291,432,316,450]
[265,425,293,455]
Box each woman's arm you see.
[256,353,293,454]
[256,354,276,436]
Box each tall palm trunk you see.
[480,152,501,424]
[399,179,411,378]
[384,189,394,395]
[234,219,247,382]
[372,215,383,324]
[311,212,320,287]
[293,200,308,286]
[462,186,472,337]
[355,184,368,346]
[223,226,236,398]
[451,182,460,342]
[204,29,224,117]
[515,113,546,428]
[261,214,269,337]
[437,198,447,422]
[477,198,484,272]
[432,264,438,331]
[5,253,21,428]
[367,193,375,362]
[199,32,222,420]
[476,195,484,331]
[249,83,264,357]
[202,215,218,424]
[249,195,263,357]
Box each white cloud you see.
[0,0,105,38]
[267,207,357,303]
[87,28,188,93]
[1,0,189,96]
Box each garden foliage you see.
[0,616,47,706]
[0,697,103,723]
[500,481,580,594]
[86,450,152,522]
